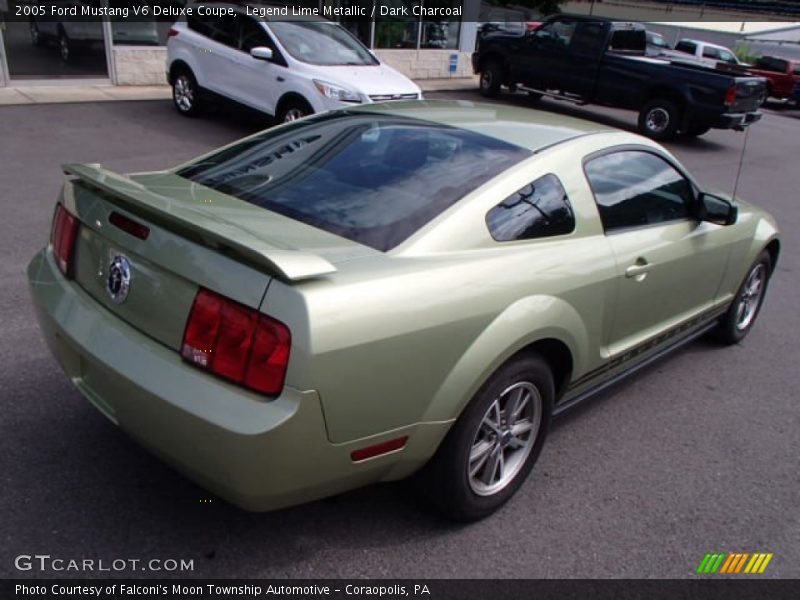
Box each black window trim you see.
[485,172,577,243]
[581,144,701,235]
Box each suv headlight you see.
[313,80,362,103]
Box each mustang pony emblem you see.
[106,255,131,304]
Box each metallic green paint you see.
[28,102,779,511]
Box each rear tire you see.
[419,354,553,521]
[172,69,202,117]
[479,61,503,98]
[638,98,680,141]
[715,251,771,345]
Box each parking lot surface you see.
[1,93,798,578]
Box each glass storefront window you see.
[1,0,109,78]
[420,0,461,49]
[375,1,419,50]
[109,0,177,46]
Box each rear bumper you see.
[712,110,763,130]
[27,249,439,510]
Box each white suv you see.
[166,4,422,122]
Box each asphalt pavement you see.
[0,93,798,579]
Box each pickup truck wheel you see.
[479,62,503,98]
[419,354,553,521]
[714,251,772,345]
[172,70,202,117]
[638,99,680,140]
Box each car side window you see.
[676,41,696,54]
[486,174,575,242]
[202,16,238,47]
[584,151,694,232]
[534,20,577,48]
[239,18,270,53]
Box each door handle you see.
[625,259,651,280]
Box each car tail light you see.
[51,203,79,278]
[167,27,179,38]
[724,85,737,107]
[181,288,291,396]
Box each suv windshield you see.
[268,21,378,66]
[177,112,531,251]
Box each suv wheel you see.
[172,70,201,117]
[276,98,313,123]
[420,354,553,521]
[638,98,680,141]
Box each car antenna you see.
[731,125,751,201]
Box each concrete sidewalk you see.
[0,77,478,106]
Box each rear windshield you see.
[177,112,531,251]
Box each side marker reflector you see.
[351,436,409,463]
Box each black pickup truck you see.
[472,15,767,140]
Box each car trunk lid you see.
[63,163,368,351]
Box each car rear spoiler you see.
[62,163,337,281]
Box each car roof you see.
[351,100,614,153]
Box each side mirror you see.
[250,46,273,62]
[697,192,737,226]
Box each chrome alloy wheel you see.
[468,381,542,496]
[645,107,670,134]
[735,263,767,331]
[282,108,306,122]
[173,75,194,113]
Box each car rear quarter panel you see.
[263,137,622,444]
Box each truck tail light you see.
[167,27,179,38]
[181,288,291,396]
[51,203,79,278]
[724,85,737,107]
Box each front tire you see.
[638,98,680,141]
[421,354,553,521]
[715,251,772,344]
[276,98,313,124]
[479,61,503,98]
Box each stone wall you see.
[374,50,474,79]
[111,46,472,85]
[113,47,168,86]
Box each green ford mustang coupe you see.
[28,101,779,519]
